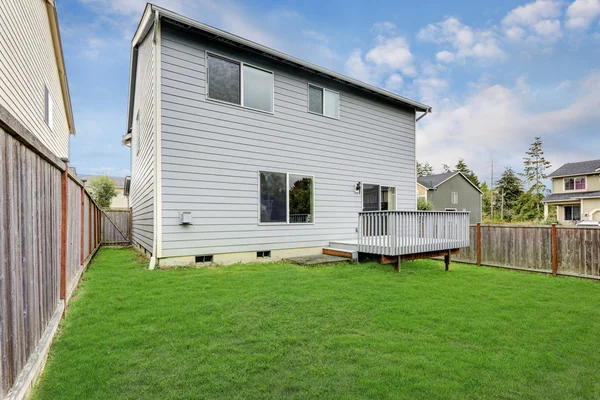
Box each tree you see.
[495,167,524,220]
[455,158,480,188]
[521,137,551,215]
[513,191,545,221]
[417,197,434,210]
[480,181,491,219]
[87,176,117,209]
[417,161,434,177]
[442,164,452,173]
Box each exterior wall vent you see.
[179,211,193,225]
[257,251,271,258]
[195,255,213,263]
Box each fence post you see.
[551,223,557,276]
[80,186,85,265]
[476,223,482,266]
[60,160,68,301]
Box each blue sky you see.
[57,0,600,186]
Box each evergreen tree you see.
[521,137,551,216]
[513,191,545,221]
[442,164,452,173]
[455,158,480,188]
[480,181,491,219]
[495,167,524,220]
[416,161,434,177]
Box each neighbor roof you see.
[126,4,431,134]
[548,159,600,178]
[542,191,600,203]
[418,171,483,194]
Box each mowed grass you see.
[33,248,600,400]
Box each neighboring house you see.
[542,159,600,224]
[82,176,129,209]
[417,172,482,224]
[123,4,431,267]
[0,0,75,159]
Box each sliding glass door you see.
[362,184,396,212]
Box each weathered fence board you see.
[0,113,103,398]
[455,224,600,278]
[102,210,131,244]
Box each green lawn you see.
[33,248,600,399]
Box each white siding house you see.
[124,4,433,267]
[0,0,75,159]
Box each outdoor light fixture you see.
[355,182,361,193]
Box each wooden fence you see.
[0,107,106,399]
[102,209,131,245]
[454,224,600,279]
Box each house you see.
[82,176,130,209]
[542,159,600,224]
[0,0,75,159]
[122,5,475,269]
[417,172,482,224]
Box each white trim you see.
[257,170,315,225]
[205,51,275,114]
[306,83,340,120]
[550,172,600,179]
[153,11,163,264]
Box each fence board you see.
[102,210,131,244]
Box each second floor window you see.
[451,192,459,204]
[207,53,273,113]
[308,84,339,119]
[564,177,585,191]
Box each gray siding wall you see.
[130,32,155,253]
[0,0,70,158]
[159,24,417,258]
[427,175,482,224]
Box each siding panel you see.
[159,24,417,258]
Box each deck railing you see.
[358,211,471,256]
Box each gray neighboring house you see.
[123,4,432,268]
[417,172,482,224]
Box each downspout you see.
[149,8,161,270]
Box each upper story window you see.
[308,84,339,119]
[207,53,273,113]
[564,177,585,191]
[44,86,53,130]
[451,192,459,204]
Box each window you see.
[564,177,586,191]
[451,192,459,204]
[564,205,581,221]
[44,86,53,130]
[362,184,396,211]
[259,171,314,224]
[308,84,339,119]
[207,53,273,112]
[445,208,458,212]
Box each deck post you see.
[394,257,400,273]
[444,250,451,271]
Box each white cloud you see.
[502,0,563,44]
[365,36,416,76]
[385,74,404,91]
[417,72,600,181]
[565,0,600,29]
[302,29,329,44]
[372,21,397,36]
[418,17,505,63]
[345,50,378,84]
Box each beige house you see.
[83,176,129,209]
[0,0,75,159]
[543,160,600,224]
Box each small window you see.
[207,53,274,113]
[44,86,53,130]
[195,255,213,263]
[451,192,459,204]
[308,84,339,119]
[257,251,271,258]
[445,208,458,212]
[564,177,586,191]
[259,171,315,224]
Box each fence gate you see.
[101,209,132,244]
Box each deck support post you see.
[444,250,451,271]
[394,257,401,273]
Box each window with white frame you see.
[362,184,396,211]
[564,177,585,191]
[451,192,459,204]
[44,86,53,130]
[564,205,581,221]
[308,84,339,119]
[259,171,314,224]
[207,53,273,113]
